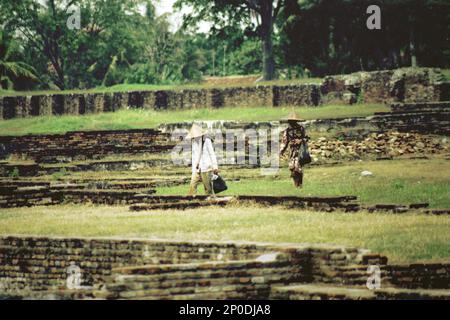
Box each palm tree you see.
[0,31,37,90]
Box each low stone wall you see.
[270,283,450,300]
[0,101,447,167]
[59,193,358,210]
[0,129,174,162]
[222,86,274,107]
[307,260,450,290]
[1,68,447,121]
[0,186,57,208]
[0,235,274,292]
[386,262,450,289]
[321,67,447,104]
[160,99,450,137]
[0,235,374,296]
[274,84,321,106]
[373,101,450,135]
[1,235,448,299]
[0,158,172,178]
[105,258,300,300]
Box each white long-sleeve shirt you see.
[191,137,218,174]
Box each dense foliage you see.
[0,0,448,90]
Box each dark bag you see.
[299,140,312,165]
[212,175,228,194]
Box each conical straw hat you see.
[186,124,208,139]
[283,111,304,121]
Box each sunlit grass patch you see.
[157,159,450,209]
[0,104,388,136]
[0,77,324,98]
[0,204,449,263]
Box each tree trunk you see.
[45,47,65,90]
[328,17,336,74]
[409,29,417,67]
[260,0,275,81]
[328,17,336,60]
[52,54,65,90]
[409,14,418,67]
[48,0,65,89]
[54,65,65,90]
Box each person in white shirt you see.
[186,124,219,195]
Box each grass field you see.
[1,68,448,98]
[0,82,448,265]
[443,69,450,81]
[0,77,323,97]
[156,159,450,209]
[31,159,449,209]
[0,104,388,136]
[0,204,449,263]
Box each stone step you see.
[127,195,360,212]
[271,283,375,300]
[103,258,298,299]
[375,287,450,300]
[129,198,232,211]
[390,101,450,112]
[270,283,450,300]
[0,129,173,161]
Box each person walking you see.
[280,112,309,188]
[186,124,219,196]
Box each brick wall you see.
[1,68,447,121]
[305,260,450,290]
[2,235,447,299]
[0,129,174,162]
[0,235,374,296]
[321,67,446,104]
[0,236,274,292]
[104,258,304,300]
[386,263,450,289]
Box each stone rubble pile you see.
[309,131,448,160]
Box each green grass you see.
[0,159,448,263]
[1,67,447,98]
[157,159,450,209]
[0,77,323,97]
[442,69,450,81]
[27,159,449,209]
[0,104,388,136]
[0,84,176,97]
[0,204,448,263]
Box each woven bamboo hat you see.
[186,124,208,139]
[283,111,304,122]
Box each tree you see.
[0,31,37,90]
[76,0,148,88]
[175,0,286,81]
[181,38,207,81]
[1,0,67,89]
[391,0,450,68]
[2,0,146,90]
[279,0,450,76]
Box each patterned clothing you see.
[280,124,308,187]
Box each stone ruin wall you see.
[0,236,272,292]
[0,68,448,121]
[0,129,174,162]
[321,67,448,104]
[0,235,380,296]
[1,235,448,299]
